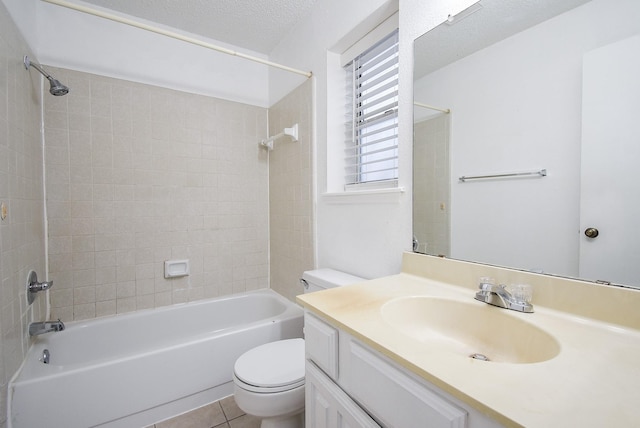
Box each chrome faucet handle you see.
[27,271,54,305]
[478,282,506,294]
[28,279,53,292]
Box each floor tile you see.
[228,414,261,428]
[156,401,227,428]
[220,395,245,420]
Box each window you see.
[344,29,399,189]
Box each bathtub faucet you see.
[27,271,54,305]
[29,319,65,336]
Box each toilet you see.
[232,269,364,428]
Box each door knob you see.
[584,227,599,238]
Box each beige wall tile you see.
[44,68,269,320]
[268,80,315,301]
[0,4,48,424]
[96,300,116,318]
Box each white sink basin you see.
[381,296,560,364]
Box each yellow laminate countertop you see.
[297,271,640,427]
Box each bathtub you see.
[8,289,303,428]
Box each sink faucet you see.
[475,281,534,313]
[29,319,65,336]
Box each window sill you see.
[322,186,406,204]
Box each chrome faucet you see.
[475,281,534,313]
[27,271,54,305]
[29,319,65,336]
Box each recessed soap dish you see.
[164,260,190,278]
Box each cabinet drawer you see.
[304,312,339,379]
[344,339,467,428]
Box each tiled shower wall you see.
[413,114,450,257]
[0,3,48,427]
[43,68,270,321]
[268,80,314,301]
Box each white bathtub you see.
[8,289,303,428]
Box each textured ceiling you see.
[414,0,592,80]
[79,0,318,54]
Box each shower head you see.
[47,78,70,96]
[23,56,69,96]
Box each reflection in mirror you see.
[413,106,450,256]
[413,0,640,288]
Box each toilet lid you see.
[234,338,305,392]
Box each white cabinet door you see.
[306,361,381,428]
[305,312,339,380]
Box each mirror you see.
[413,0,640,288]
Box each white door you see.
[579,34,640,286]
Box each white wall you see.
[269,0,474,278]
[269,0,398,278]
[0,0,37,49]
[32,0,271,107]
[414,0,640,277]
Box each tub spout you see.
[29,319,65,336]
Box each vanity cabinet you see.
[306,361,381,428]
[305,312,379,427]
[304,311,503,428]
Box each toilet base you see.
[233,379,305,428]
[260,411,304,428]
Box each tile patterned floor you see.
[147,396,261,428]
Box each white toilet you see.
[232,269,364,428]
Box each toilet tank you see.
[301,268,364,293]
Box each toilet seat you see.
[234,338,305,393]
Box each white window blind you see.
[345,29,399,188]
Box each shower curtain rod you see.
[414,102,450,114]
[42,0,313,79]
